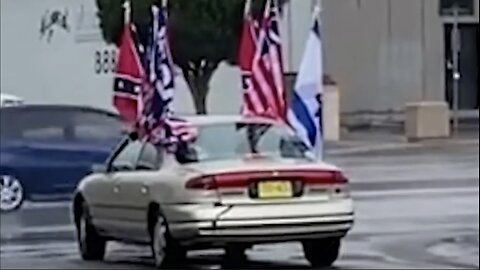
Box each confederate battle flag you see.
[113,23,145,126]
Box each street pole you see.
[451,5,461,135]
[420,0,426,100]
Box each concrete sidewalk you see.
[325,128,479,156]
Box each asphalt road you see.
[1,142,479,269]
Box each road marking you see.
[352,186,479,199]
[21,201,71,209]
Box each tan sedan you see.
[72,115,354,268]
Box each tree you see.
[96,0,288,114]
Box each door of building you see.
[444,23,479,110]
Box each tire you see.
[224,244,248,261]
[76,202,106,261]
[151,213,186,268]
[0,174,25,212]
[302,237,341,267]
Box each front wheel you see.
[0,175,25,212]
[77,203,106,261]
[302,237,341,267]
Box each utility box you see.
[405,101,450,141]
[322,85,340,142]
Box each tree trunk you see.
[181,61,218,115]
[191,80,209,115]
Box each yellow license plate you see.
[257,181,293,199]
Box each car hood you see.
[181,157,341,176]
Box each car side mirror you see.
[91,164,107,174]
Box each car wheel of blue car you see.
[0,175,25,212]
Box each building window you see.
[440,0,475,16]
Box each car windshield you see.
[185,122,312,162]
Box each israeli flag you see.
[287,10,324,160]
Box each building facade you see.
[1,0,478,121]
[321,0,479,121]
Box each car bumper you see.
[165,199,354,246]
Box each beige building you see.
[320,0,479,123]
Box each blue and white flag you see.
[287,8,324,159]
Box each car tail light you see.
[185,176,217,190]
[185,173,251,190]
[302,171,349,185]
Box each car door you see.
[8,108,75,199]
[89,136,143,239]
[115,140,163,243]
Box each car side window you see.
[136,142,162,171]
[109,139,143,172]
[71,110,124,140]
[18,109,68,140]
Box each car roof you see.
[181,114,283,126]
[0,104,119,117]
[0,93,23,101]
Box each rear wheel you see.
[224,244,248,261]
[76,202,106,261]
[151,213,186,268]
[302,238,341,267]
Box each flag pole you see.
[243,0,252,17]
[263,0,272,18]
[123,0,131,25]
[315,0,324,160]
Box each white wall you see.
[0,0,311,115]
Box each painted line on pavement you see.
[352,186,479,199]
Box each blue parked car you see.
[0,104,124,211]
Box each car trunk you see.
[183,157,346,205]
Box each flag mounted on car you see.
[287,7,324,159]
[139,3,198,148]
[240,0,286,122]
[113,16,145,127]
[112,1,198,149]
[140,4,174,145]
[239,0,258,116]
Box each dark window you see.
[184,122,311,162]
[137,142,161,170]
[71,110,123,140]
[110,139,143,171]
[440,0,474,16]
[0,108,68,140]
[23,126,65,140]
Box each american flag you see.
[241,0,286,122]
[113,23,145,126]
